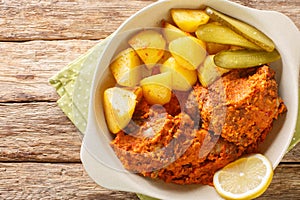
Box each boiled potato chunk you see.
[110,48,142,87]
[206,42,230,54]
[133,86,143,101]
[157,50,172,65]
[169,36,207,70]
[142,85,171,105]
[229,45,245,51]
[140,72,172,105]
[103,87,139,133]
[162,21,189,43]
[160,57,197,91]
[140,65,153,80]
[198,55,230,87]
[140,71,172,88]
[171,9,210,32]
[125,86,143,102]
[128,30,166,69]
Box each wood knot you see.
[15,74,35,80]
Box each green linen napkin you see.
[49,36,111,133]
[49,36,299,200]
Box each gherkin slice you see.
[205,7,275,52]
[214,50,281,69]
[196,23,262,50]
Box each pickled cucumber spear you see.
[205,7,275,52]
[196,23,262,50]
[214,50,281,69]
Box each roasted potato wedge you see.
[162,21,189,43]
[157,50,172,65]
[161,57,197,91]
[206,42,230,54]
[128,30,166,69]
[169,36,207,70]
[198,55,230,87]
[110,48,142,87]
[140,72,172,105]
[103,87,139,133]
[171,9,210,32]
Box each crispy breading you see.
[192,65,286,147]
[111,111,196,173]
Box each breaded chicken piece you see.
[111,111,196,174]
[111,65,286,186]
[144,129,244,185]
[190,65,286,147]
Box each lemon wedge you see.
[213,154,273,200]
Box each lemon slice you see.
[213,154,273,200]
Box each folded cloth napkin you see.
[49,37,110,133]
[49,35,299,200]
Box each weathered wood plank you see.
[0,162,299,199]
[0,0,299,199]
[0,0,298,41]
[0,0,154,41]
[0,102,81,162]
[0,102,299,162]
[284,143,300,163]
[0,0,298,103]
[0,162,139,200]
[260,164,300,199]
[0,40,99,102]
[235,0,300,26]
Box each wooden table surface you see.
[0,0,299,199]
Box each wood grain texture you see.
[0,0,299,199]
[235,0,300,26]
[0,0,298,41]
[0,102,81,162]
[0,162,139,200]
[0,162,299,199]
[0,102,299,163]
[262,164,300,199]
[0,0,154,41]
[0,40,98,102]
[0,0,298,103]
[282,144,300,163]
